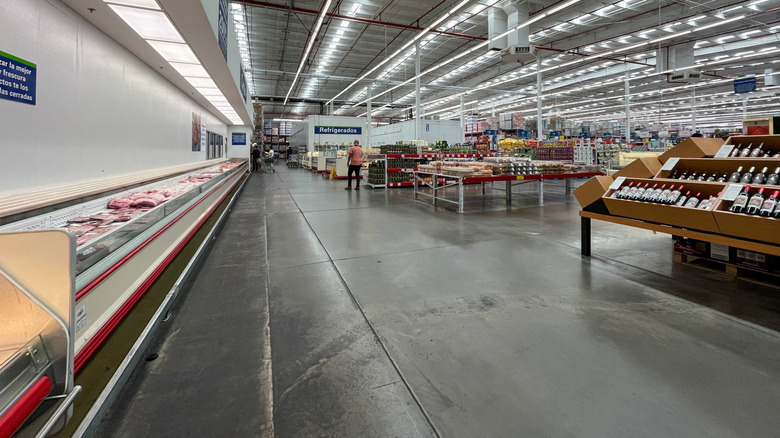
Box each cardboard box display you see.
[724,135,780,156]
[673,237,708,257]
[613,157,663,179]
[658,137,724,163]
[735,249,770,271]
[654,158,780,180]
[712,193,780,245]
[574,175,614,208]
[602,178,724,233]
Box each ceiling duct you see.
[766,69,778,86]
[498,4,535,65]
[657,42,699,82]
[488,8,508,51]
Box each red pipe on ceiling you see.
[238,0,487,41]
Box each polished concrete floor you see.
[103,165,780,437]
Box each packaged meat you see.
[108,197,133,209]
[67,217,93,223]
[131,198,159,208]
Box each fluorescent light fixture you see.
[104,0,160,9]
[186,77,218,88]
[341,20,349,27]
[169,62,209,77]
[285,0,333,104]
[336,29,345,35]
[148,40,199,63]
[196,87,223,96]
[694,14,744,31]
[108,5,184,42]
[273,118,302,122]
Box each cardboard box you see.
[602,178,722,233]
[735,249,770,271]
[574,175,613,208]
[613,157,663,179]
[658,137,724,163]
[673,237,708,257]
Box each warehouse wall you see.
[0,0,228,194]
[370,119,463,146]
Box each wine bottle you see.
[696,173,706,181]
[626,183,640,199]
[706,172,717,182]
[739,143,754,157]
[676,190,691,206]
[752,167,768,185]
[745,187,766,215]
[641,183,658,201]
[730,185,751,213]
[749,142,765,157]
[687,172,698,181]
[728,143,743,157]
[613,181,633,198]
[631,183,650,200]
[759,190,779,217]
[727,166,743,183]
[668,185,684,205]
[739,166,756,184]
[698,194,718,210]
[766,167,780,186]
[678,171,688,180]
[670,170,678,179]
[684,192,702,208]
[659,185,674,204]
[716,173,728,183]
[649,184,667,203]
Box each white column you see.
[624,70,631,142]
[743,97,748,119]
[415,40,421,140]
[459,95,465,145]
[536,56,543,141]
[367,84,372,146]
[691,85,697,134]
[329,101,334,115]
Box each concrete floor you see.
[101,165,780,437]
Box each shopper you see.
[286,146,293,161]
[251,144,261,172]
[264,147,275,172]
[345,139,363,190]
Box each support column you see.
[367,84,372,146]
[743,97,747,119]
[415,40,421,141]
[624,70,631,142]
[329,101,334,115]
[459,95,465,144]
[691,85,697,134]
[536,56,543,141]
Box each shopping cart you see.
[287,154,300,168]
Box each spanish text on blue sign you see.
[232,132,247,145]
[314,126,363,135]
[734,77,756,94]
[0,50,36,105]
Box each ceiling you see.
[236,0,780,130]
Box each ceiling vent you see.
[500,45,536,65]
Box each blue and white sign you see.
[218,0,229,60]
[232,132,247,145]
[734,76,756,94]
[314,126,362,135]
[484,130,498,135]
[0,50,36,105]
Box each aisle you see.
[267,166,780,437]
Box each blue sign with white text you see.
[734,77,756,94]
[232,132,247,145]
[0,50,36,105]
[314,126,362,135]
[484,130,498,135]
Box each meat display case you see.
[0,158,248,436]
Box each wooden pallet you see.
[673,252,779,285]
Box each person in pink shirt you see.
[345,139,364,190]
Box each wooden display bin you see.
[654,158,780,181]
[574,175,614,208]
[713,188,780,245]
[724,135,780,156]
[658,137,724,163]
[613,157,663,179]
[602,179,723,233]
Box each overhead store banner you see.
[232,132,246,145]
[314,126,362,135]
[218,0,228,60]
[0,50,36,105]
[734,76,756,94]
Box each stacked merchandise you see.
[367,160,387,185]
[264,121,272,135]
[534,161,578,174]
[536,145,574,161]
[387,158,418,169]
[380,144,418,154]
[279,121,292,136]
[464,115,479,133]
[483,157,538,176]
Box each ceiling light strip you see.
[284,0,334,105]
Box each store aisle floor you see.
[101,165,780,438]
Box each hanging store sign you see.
[232,132,246,145]
[217,0,228,60]
[734,76,756,94]
[314,126,362,135]
[0,50,36,105]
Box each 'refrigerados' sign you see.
[314,126,362,135]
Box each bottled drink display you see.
[745,187,766,215]
[641,184,658,201]
[730,186,751,213]
[684,192,701,208]
[749,143,765,158]
[728,166,743,183]
[767,167,780,186]
[738,143,753,157]
[613,182,633,198]
[677,171,688,180]
[716,173,728,183]
[631,183,650,200]
[739,166,756,184]
[668,185,683,205]
[675,190,691,206]
[706,173,717,182]
[659,185,674,203]
[649,184,666,202]
[729,143,745,157]
[687,172,698,181]
[759,191,779,217]
[752,167,769,185]
[697,194,719,211]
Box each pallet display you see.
[577,136,780,258]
